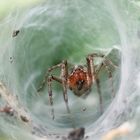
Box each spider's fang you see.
[76,80,85,91]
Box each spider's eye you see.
[76,80,85,90]
[78,65,84,69]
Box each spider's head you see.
[68,65,92,96]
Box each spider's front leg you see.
[37,60,70,119]
[37,63,63,92]
[87,53,115,114]
[60,60,71,114]
[86,54,104,114]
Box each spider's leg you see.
[37,74,48,92]
[86,55,95,80]
[104,58,118,69]
[47,75,63,120]
[86,56,103,114]
[47,76,55,120]
[88,52,117,71]
[95,77,103,114]
[95,60,115,97]
[88,53,115,104]
[86,53,108,80]
[61,61,77,128]
[88,53,105,58]
[103,60,115,97]
[37,63,64,92]
[88,52,117,68]
[61,60,71,114]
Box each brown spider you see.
[37,53,115,119]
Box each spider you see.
[37,53,115,119]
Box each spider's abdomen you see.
[67,67,92,97]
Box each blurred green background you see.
[0,0,41,19]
